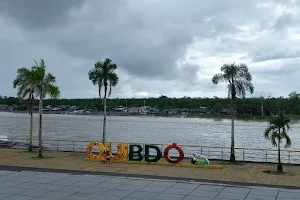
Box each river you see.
[1,112,300,163]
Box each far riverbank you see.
[0,110,287,121]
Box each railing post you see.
[265,151,267,162]
[221,148,224,160]
[243,149,244,162]
[200,147,202,155]
[288,151,291,164]
[57,141,59,151]
[73,141,75,152]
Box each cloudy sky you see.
[1,0,299,99]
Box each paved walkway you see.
[0,170,299,200]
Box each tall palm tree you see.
[264,113,292,172]
[32,59,60,158]
[212,63,254,162]
[88,58,119,144]
[13,68,35,152]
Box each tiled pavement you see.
[0,170,299,200]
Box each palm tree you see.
[13,68,35,152]
[264,113,292,172]
[32,59,60,158]
[88,58,119,144]
[212,63,254,162]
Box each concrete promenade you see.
[1,149,300,188]
[1,169,300,200]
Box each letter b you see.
[129,145,143,161]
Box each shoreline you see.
[0,110,284,121]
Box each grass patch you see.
[263,170,295,176]
[221,161,245,166]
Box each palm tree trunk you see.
[277,138,282,172]
[103,97,107,144]
[38,94,43,158]
[230,91,236,162]
[28,111,33,152]
[102,86,107,145]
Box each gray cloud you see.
[0,0,85,30]
[0,0,300,99]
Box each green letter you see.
[145,145,162,162]
[129,145,143,161]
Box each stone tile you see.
[0,187,27,195]
[278,191,300,199]
[148,181,176,188]
[122,198,151,200]
[0,193,12,199]
[153,193,185,200]
[91,195,122,200]
[30,178,57,184]
[40,191,76,199]
[52,179,78,186]
[71,181,98,188]
[163,188,193,195]
[37,184,65,191]
[62,175,90,182]
[128,191,158,199]
[1,195,34,200]
[222,187,250,194]
[80,188,110,195]
[196,185,224,192]
[0,181,22,188]
[171,183,200,190]
[92,183,123,189]
[21,189,50,197]
[42,173,70,180]
[57,186,85,193]
[84,176,110,183]
[0,171,14,176]
[105,178,131,184]
[189,190,219,198]
[217,192,248,200]
[103,189,134,197]
[277,198,300,200]
[115,184,144,191]
[245,195,276,200]
[63,191,98,200]
[126,179,153,186]
[248,188,278,197]
[183,196,213,200]
[139,186,168,193]
[14,177,40,183]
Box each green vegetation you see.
[212,63,254,162]
[88,58,119,144]
[264,112,292,173]
[2,94,300,119]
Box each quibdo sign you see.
[86,142,185,163]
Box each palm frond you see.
[271,133,278,147]
[284,133,292,148]
[212,73,225,84]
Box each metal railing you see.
[5,137,300,164]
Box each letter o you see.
[163,143,184,163]
[86,142,105,160]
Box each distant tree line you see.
[1,92,300,116]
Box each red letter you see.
[164,143,184,163]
